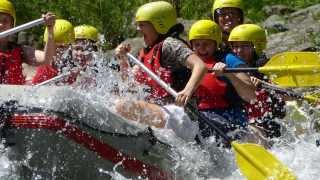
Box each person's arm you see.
[115,43,132,80]
[24,12,56,66]
[176,54,207,106]
[213,62,256,103]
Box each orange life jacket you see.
[0,47,25,85]
[195,57,229,110]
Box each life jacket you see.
[32,65,78,85]
[135,41,173,100]
[0,47,25,85]
[245,89,272,123]
[195,57,229,110]
[32,65,58,84]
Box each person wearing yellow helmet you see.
[212,0,244,48]
[32,19,76,85]
[228,24,286,139]
[0,0,56,85]
[189,20,255,138]
[72,25,98,68]
[114,1,207,142]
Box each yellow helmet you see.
[74,25,99,42]
[212,0,244,21]
[135,1,177,34]
[0,0,16,26]
[228,24,267,55]
[44,19,75,44]
[189,20,221,46]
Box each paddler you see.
[0,0,55,85]
[212,0,244,53]
[32,23,99,86]
[228,24,287,139]
[115,1,207,142]
[188,19,256,138]
[32,19,75,85]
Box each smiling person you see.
[72,25,98,69]
[212,0,244,53]
[32,19,75,85]
[228,24,286,139]
[0,0,55,85]
[114,1,207,142]
[189,20,255,138]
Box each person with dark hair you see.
[212,0,244,52]
[115,1,207,142]
[228,24,286,138]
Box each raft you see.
[0,85,175,179]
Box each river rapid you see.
[0,52,319,180]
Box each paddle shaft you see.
[259,81,303,98]
[35,72,71,87]
[0,18,44,38]
[127,53,233,144]
[208,67,259,73]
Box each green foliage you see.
[10,0,319,49]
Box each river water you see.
[0,53,319,179]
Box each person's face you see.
[216,7,242,33]
[72,39,96,67]
[0,13,13,42]
[136,21,159,47]
[230,41,255,65]
[0,13,13,31]
[191,39,217,60]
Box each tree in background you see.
[11,0,318,49]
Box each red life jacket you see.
[32,65,58,84]
[245,89,272,123]
[195,57,229,110]
[0,47,25,85]
[135,42,173,100]
[32,65,78,85]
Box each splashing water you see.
[0,48,319,179]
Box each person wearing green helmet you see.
[212,0,244,51]
[188,20,255,139]
[228,24,286,139]
[32,19,77,85]
[72,25,98,68]
[114,1,207,142]
[0,0,56,85]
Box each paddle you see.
[0,18,44,38]
[208,52,320,87]
[258,79,319,104]
[127,53,297,180]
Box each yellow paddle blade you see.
[231,142,296,180]
[259,52,320,87]
[304,93,320,104]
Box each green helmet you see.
[212,0,244,22]
[44,19,75,44]
[189,20,221,46]
[228,24,267,55]
[0,0,16,26]
[135,1,177,34]
[74,25,99,42]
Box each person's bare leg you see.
[115,100,166,128]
